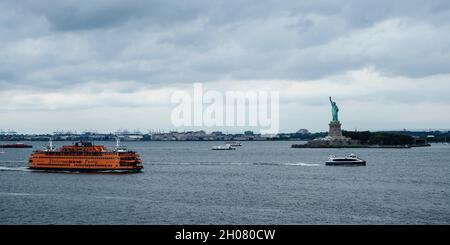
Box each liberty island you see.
[292,97,352,148]
[292,97,430,148]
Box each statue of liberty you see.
[329,97,339,123]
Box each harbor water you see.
[0,141,449,224]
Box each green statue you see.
[329,97,339,123]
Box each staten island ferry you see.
[28,139,143,172]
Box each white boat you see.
[0,147,5,154]
[212,144,236,150]
[44,138,55,152]
[114,136,128,153]
[326,154,366,166]
[225,141,242,147]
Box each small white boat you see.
[326,154,366,166]
[225,141,242,147]
[114,136,128,153]
[0,146,5,154]
[212,144,236,150]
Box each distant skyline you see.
[0,128,449,135]
[1,1,450,134]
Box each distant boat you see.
[0,143,32,148]
[0,146,5,154]
[212,144,236,150]
[225,141,242,147]
[326,154,366,166]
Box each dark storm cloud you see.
[4,0,203,31]
[0,0,449,90]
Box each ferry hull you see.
[28,167,143,173]
[325,161,366,166]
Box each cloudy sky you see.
[1,0,449,134]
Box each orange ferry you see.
[28,139,143,172]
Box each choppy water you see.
[0,141,449,224]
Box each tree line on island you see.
[341,131,416,146]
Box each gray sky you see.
[1,0,449,133]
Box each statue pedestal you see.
[329,121,343,137]
[298,120,355,147]
[326,121,351,144]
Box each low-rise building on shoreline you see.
[0,129,447,142]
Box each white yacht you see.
[44,138,56,152]
[114,136,128,153]
[212,144,236,150]
[225,141,242,147]
[326,154,366,166]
